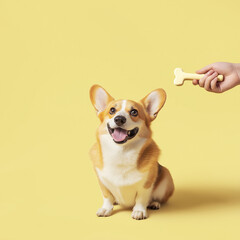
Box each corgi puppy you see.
[89,85,174,220]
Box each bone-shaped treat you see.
[174,68,224,86]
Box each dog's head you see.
[90,85,166,144]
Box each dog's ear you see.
[90,85,114,114]
[141,89,166,121]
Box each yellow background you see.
[0,0,240,239]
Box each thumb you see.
[218,78,235,93]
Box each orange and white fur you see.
[89,85,174,220]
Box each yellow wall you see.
[0,0,240,239]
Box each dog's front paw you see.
[131,210,148,220]
[96,208,112,217]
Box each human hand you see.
[193,62,240,93]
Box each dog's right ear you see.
[90,85,114,114]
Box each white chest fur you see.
[96,134,147,206]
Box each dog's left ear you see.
[141,89,166,121]
[90,85,114,114]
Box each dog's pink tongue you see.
[112,128,128,142]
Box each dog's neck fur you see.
[99,132,150,170]
[98,133,148,188]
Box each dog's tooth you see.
[127,130,131,136]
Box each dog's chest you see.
[96,135,147,206]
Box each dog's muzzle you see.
[107,123,139,144]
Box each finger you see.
[196,64,212,74]
[210,77,220,93]
[199,70,214,87]
[192,79,199,85]
[204,71,218,91]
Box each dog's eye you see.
[109,107,116,115]
[130,109,138,117]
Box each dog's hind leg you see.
[150,164,174,206]
[147,201,161,210]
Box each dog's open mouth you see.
[107,123,139,144]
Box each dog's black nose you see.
[114,115,126,126]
